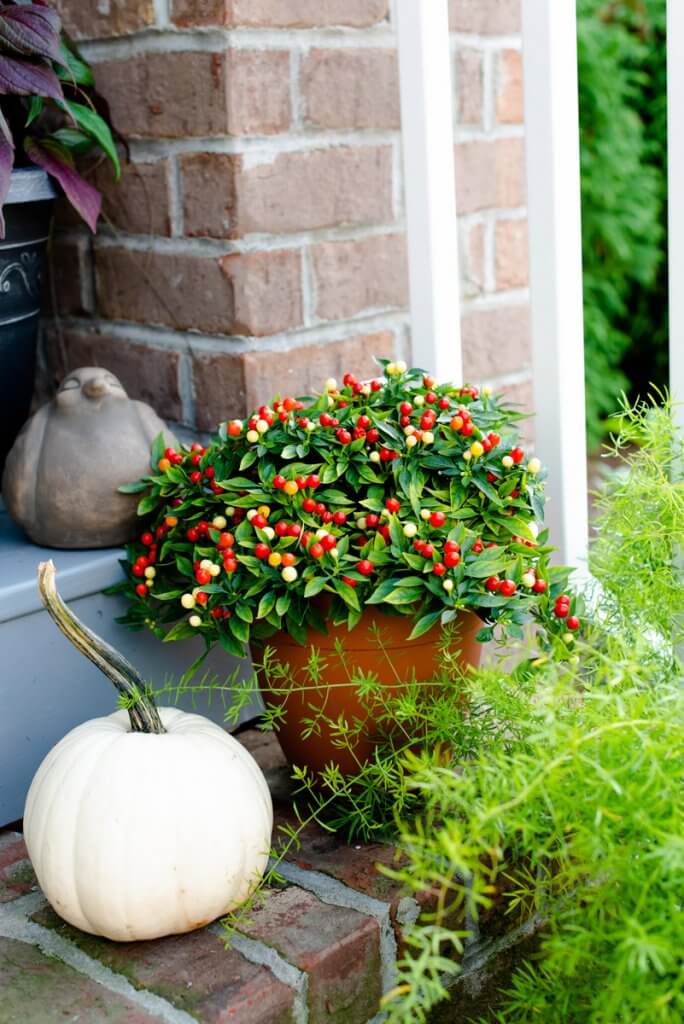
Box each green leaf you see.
[150,433,165,470]
[25,95,43,127]
[304,577,327,598]
[118,479,148,494]
[240,450,257,471]
[276,593,291,617]
[56,41,94,86]
[408,610,442,640]
[230,615,250,644]
[472,476,504,506]
[332,578,360,610]
[163,621,196,642]
[175,555,194,577]
[218,628,245,658]
[235,602,253,623]
[60,99,121,179]
[257,591,277,619]
[137,494,161,517]
[383,588,423,606]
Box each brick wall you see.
[43,0,530,432]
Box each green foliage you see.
[114,363,575,654]
[375,398,684,1022]
[578,0,667,448]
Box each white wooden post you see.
[521,0,589,571]
[668,0,684,430]
[396,0,463,383]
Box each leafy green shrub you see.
[376,398,684,1022]
[578,0,667,448]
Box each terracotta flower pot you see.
[255,607,483,776]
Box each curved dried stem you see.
[37,560,165,734]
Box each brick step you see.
[0,730,540,1024]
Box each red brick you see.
[93,52,289,139]
[43,238,90,317]
[455,138,526,214]
[191,330,394,429]
[455,49,483,126]
[449,0,520,34]
[171,0,230,26]
[94,54,230,139]
[301,50,399,131]
[311,234,408,321]
[95,160,171,237]
[219,250,303,336]
[240,886,381,1024]
[461,304,530,381]
[495,218,528,289]
[463,222,485,296]
[181,153,237,238]
[46,329,183,422]
[228,0,389,28]
[497,49,524,123]
[0,831,35,904]
[234,146,393,235]
[30,909,295,1024]
[95,248,233,335]
[225,51,291,136]
[55,0,155,38]
[0,937,160,1023]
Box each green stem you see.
[37,560,166,735]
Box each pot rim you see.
[6,168,57,206]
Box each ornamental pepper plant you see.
[114,360,581,658]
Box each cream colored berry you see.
[395,360,407,374]
[263,526,275,541]
[370,450,381,461]
[255,419,269,434]
[406,435,418,448]
[324,377,338,392]
[482,385,493,398]
[144,566,156,579]
[199,559,213,570]
[422,431,434,445]
[443,579,454,593]
[414,395,425,407]
[330,548,339,560]
[306,421,317,431]
[316,528,328,539]
[246,429,259,443]
[360,384,371,396]
[181,593,196,610]
[282,566,298,583]
[403,523,418,538]
[463,450,472,461]
[357,517,368,530]
[386,362,397,375]
[404,425,416,436]
[212,515,227,530]
[246,510,257,522]
[502,455,514,469]
[521,572,536,588]
[420,509,431,521]
[145,578,154,588]
[527,457,542,475]
[209,564,221,577]
[189,615,202,628]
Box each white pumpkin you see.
[24,562,273,942]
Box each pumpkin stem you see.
[37,561,166,734]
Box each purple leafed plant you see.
[0,0,119,235]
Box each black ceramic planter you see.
[0,168,56,475]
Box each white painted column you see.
[521,0,589,570]
[668,0,684,431]
[396,0,463,383]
